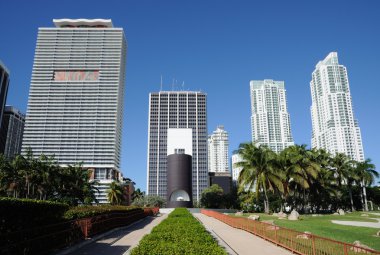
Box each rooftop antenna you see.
[172,78,175,91]
[182,81,185,91]
[160,75,163,91]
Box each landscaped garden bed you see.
[0,198,154,255]
[131,208,227,255]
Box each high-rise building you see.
[22,19,127,203]
[208,125,229,173]
[0,106,25,158]
[146,91,208,202]
[250,80,294,153]
[310,52,364,161]
[0,61,10,128]
[231,152,243,183]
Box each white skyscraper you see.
[22,19,127,203]
[231,152,243,183]
[310,52,364,161]
[250,80,294,153]
[208,125,229,173]
[146,91,208,202]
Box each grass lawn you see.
[232,211,380,251]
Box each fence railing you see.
[0,207,159,255]
[201,209,380,255]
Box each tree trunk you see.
[263,187,269,214]
[362,183,369,211]
[348,188,355,212]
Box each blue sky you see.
[1,1,379,190]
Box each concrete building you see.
[146,91,208,202]
[21,19,127,203]
[0,61,10,130]
[208,125,229,173]
[250,80,294,153]
[0,106,25,158]
[310,52,364,161]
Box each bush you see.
[64,205,141,220]
[131,208,227,255]
[131,195,165,208]
[0,197,69,233]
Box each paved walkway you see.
[332,218,380,228]
[193,213,292,255]
[66,214,168,255]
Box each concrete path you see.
[331,218,380,228]
[193,213,292,255]
[66,214,168,255]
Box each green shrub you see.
[64,205,141,220]
[0,197,69,233]
[131,208,227,255]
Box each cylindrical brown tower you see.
[166,153,193,208]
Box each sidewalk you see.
[193,213,292,255]
[66,214,168,255]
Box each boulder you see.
[376,230,380,237]
[272,212,278,217]
[278,211,287,219]
[235,211,244,216]
[351,241,373,252]
[262,220,274,225]
[266,225,280,231]
[333,212,339,215]
[288,210,299,221]
[338,209,345,215]
[248,214,260,221]
[296,231,312,239]
[361,214,369,217]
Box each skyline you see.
[1,1,380,190]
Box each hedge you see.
[64,205,141,220]
[0,197,69,233]
[131,208,227,255]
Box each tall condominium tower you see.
[0,61,10,128]
[0,106,25,158]
[310,52,364,161]
[22,19,127,203]
[208,125,229,173]
[147,91,208,202]
[231,152,243,183]
[250,80,294,153]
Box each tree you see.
[132,188,145,201]
[131,195,165,207]
[107,181,124,205]
[200,184,224,208]
[236,143,283,213]
[354,159,379,211]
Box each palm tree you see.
[236,142,284,213]
[287,145,319,211]
[354,159,379,211]
[331,153,352,188]
[107,181,124,205]
[132,188,145,201]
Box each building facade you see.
[310,52,364,161]
[146,91,208,202]
[0,106,25,158]
[21,19,127,203]
[231,152,243,183]
[0,61,10,130]
[250,80,294,153]
[208,125,229,173]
